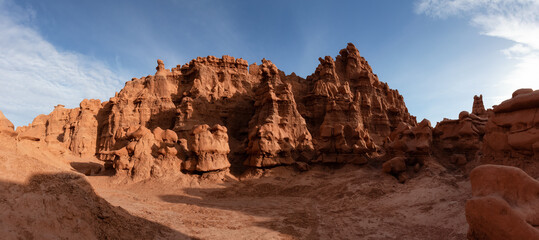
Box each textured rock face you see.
[383,119,433,182]
[245,60,314,167]
[16,100,102,156]
[0,110,15,136]
[18,43,416,178]
[433,96,488,166]
[184,124,231,172]
[97,59,178,157]
[465,165,539,240]
[106,123,230,180]
[95,57,255,174]
[109,125,182,180]
[472,94,487,117]
[482,89,539,176]
[291,43,414,164]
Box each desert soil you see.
[0,135,470,239]
[88,163,470,240]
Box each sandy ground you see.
[0,135,471,239]
[88,164,470,240]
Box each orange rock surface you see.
[482,89,539,176]
[0,110,15,136]
[16,43,416,178]
[433,96,488,167]
[466,165,539,240]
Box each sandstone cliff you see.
[16,99,102,156]
[16,43,416,180]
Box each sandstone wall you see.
[16,43,417,179]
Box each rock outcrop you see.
[482,89,539,177]
[183,124,231,172]
[292,43,414,164]
[16,100,102,156]
[383,119,433,182]
[466,165,539,240]
[472,94,487,117]
[17,43,416,179]
[245,60,314,167]
[0,110,15,136]
[96,59,178,157]
[433,95,488,167]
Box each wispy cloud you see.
[416,0,539,104]
[0,0,123,127]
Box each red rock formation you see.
[0,110,15,136]
[433,110,487,166]
[431,95,488,168]
[183,124,231,172]
[383,119,433,182]
[16,100,102,156]
[105,125,183,180]
[466,165,539,240]
[96,59,178,156]
[472,94,487,117]
[244,59,314,167]
[482,89,539,177]
[18,43,416,177]
[291,43,415,164]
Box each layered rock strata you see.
[244,60,314,167]
[433,95,488,166]
[383,119,433,182]
[16,43,416,178]
[16,99,102,156]
[482,89,539,177]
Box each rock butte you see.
[15,43,416,179]
[2,43,538,239]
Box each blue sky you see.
[1,0,538,127]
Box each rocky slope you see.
[0,121,189,239]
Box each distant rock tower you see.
[472,95,486,117]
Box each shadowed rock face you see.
[383,119,433,182]
[466,165,539,240]
[245,60,314,167]
[16,43,415,179]
[433,106,488,166]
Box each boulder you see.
[466,165,539,239]
[185,124,231,172]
